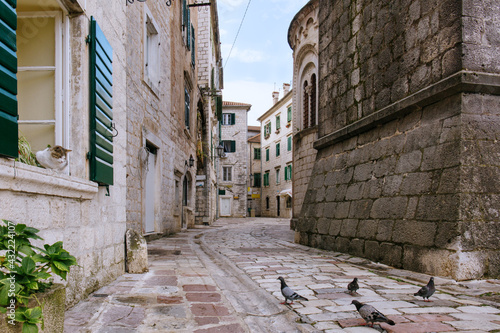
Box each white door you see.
[220,197,231,217]
[144,151,156,233]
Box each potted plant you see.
[0,219,77,333]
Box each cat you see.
[35,146,71,171]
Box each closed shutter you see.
[288,136,292,151]
[186,6,191,50]
[231,113,235,125]
[191,24,195,66]
[230,140,236,152]
[0,0,18,158]
[276,143,280,156]
[216,95,222,121]
[254,173,261,187]
[185,88,190,127]
[89,17,114,185]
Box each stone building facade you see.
[0,0,128,306]
[293,0,500,280]
[0,0,222,309]
[258,86,294,218]
[219,102,251,217]
[248,126,262,216]
[288,0,319,226]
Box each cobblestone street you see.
[65,218,500,332]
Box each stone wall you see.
[294,0,500,279]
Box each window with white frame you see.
[222,166,232,182]
[145,9,160,90]
[17,10,69,152]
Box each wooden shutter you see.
[230,140,236,152]
[231,113,235,125]
[0,0,18,158]
[191,24,195,66]
[276,143,280,156]
[89,17,114,185]
[186,7,191,50]
[288,136,292,151]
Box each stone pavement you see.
[65,218,500,332]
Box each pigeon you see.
[351,300,395,327]
[414,277,435,302]
[347,277,359,294]
[277,276,308,304]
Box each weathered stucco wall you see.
[294,0,500,280]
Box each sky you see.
[217,0,310,126]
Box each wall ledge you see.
[0,158,98,200]
[314,71,500,150]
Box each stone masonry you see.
[293,0,500,280]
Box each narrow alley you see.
[64,218,500,333]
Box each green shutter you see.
[191,24,195,66]
[216,95,222,121]
[230,140,236,152]
[231,113,235,125]
[287,106,292,122]
[254,173,261,187]
[219,189,226,195]
[288,136,292,151]
[284,166,288,181]
[186,6,191,50]
[276,115,280,129]
[89,17,114,185]
[185,88,190,127]
[0,0,18,158]
[276,143,280,156]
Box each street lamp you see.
[215,143,224,158]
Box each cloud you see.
[218,0,246,9]
[222,80,280,126]
[222,44,265,64]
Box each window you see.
[253,173,261,187]
[285,164,292,181]
[311,74,317,126]
[287,136,292,151]
[287,106,292,123]
[264,122,271,137]
[265,148,269,161]
[222,166,232,182]
[286,196,292,208]
[222,140,236,153]
[254,148,261,160]
[16,10,69,154]
[222,113,235,125]
[276,115,280,130]
[181,0,190,48]
[266,196,270,209]
[276,168,280,184]
[263,171,270,186]
[185,87,190,128]
[145,9,160,90]
[303,80,309,129]
[276,142,280,157]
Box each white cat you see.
[36,146,71,171]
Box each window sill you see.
[0,158,98,200]
[286,123,291,128]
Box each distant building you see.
[219,101,251,217]
[248,126,261,216]
[258,85,293,218]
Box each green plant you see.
[16,136,41,167]
[0,220,77,333]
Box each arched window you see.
[310,74,317,126]
[303,80,309,129]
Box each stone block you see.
[392,221,437,247]
[348,199,373,219]
[340,219,358,238]
[328,219,342,236]
[350,238,365,257]
[125,229,148,274]
[317,218,330,235]
[356,219,378,240]
[380,242,402,268]
[371,196,407,219]
[416,194,459,221]
[376,220,394,242]
[364,240,381,261]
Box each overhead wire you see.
[223,0,252,69]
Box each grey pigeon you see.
[277,276,308,304]
[347,277,359,294]
[351,300,395,327]
[414,277,435,302]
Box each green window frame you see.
[265,148,269,161]
[264,122,271,137]
[287,106,292,122]
[254,147,261,160]
[276,142,280,157]
[285,164,292,181]
[276,115,280,130]
[253,173,261,187]
[287,136,292,151]
[89,17,114,185]
[0,0,18,158]
[222,140,236,153]
[263,172,270,187]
